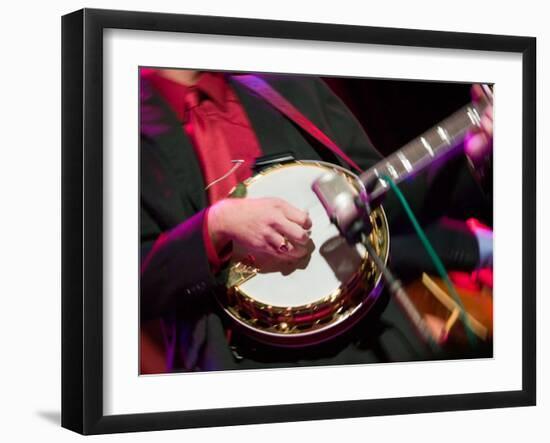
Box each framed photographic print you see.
[61,8,536,435]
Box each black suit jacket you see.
[139,74,487,370]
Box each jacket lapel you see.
[229,76,325,162]
[140,78,207,216]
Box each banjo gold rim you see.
[218,160,390,345]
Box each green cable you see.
[380,175,478,347]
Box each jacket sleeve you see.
[140,206,218,321]
[390,217,481,280]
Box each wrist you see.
[208,199,234,251]
[466,218,493,268]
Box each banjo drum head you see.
[222,161,388,346]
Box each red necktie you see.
[183,87,240,204]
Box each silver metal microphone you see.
[311,171,361,237]
[313,172,441,352]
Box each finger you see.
[467,124,482,135]
[264,230,309,260]
[484,105,493,122]
[471,84,485,102]
[285,243,310,259]
[466,105,492,137]
[465,132,490,164]
[264,230,295,256]
[481,111,493,138]
[279,201,312,229]
[272,216,310,245]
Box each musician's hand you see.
[464,84,493,170]
[207,197,313,260]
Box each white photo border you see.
[103,28,524,416]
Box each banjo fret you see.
[366,97,489,201]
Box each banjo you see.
[218,89,492,347]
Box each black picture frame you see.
[61,8,536,435]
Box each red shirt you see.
[145,70,262,268]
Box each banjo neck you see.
[361,93,492,202]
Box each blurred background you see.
[323,76,472,156]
